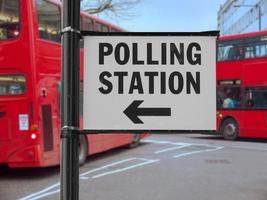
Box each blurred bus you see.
[0,0,147,168]
[216,30,267,140]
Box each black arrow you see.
[123,100,171,124]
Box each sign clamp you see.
[60,126,80,138]
[61,26,82,37]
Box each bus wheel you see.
[128,134,141,148]
[221,119,239,140]
[79,135,88,166]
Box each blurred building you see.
[218,0,267,35]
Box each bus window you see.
[255,43,267,58]
[95,22,102,32]
[0,75,26,96]
[217,80,242,109]
[95,22,109,32]
[80,17,93,48]
[80,17,84,48]
[219,36,267,61]
[217,87,241,109]
[102,25,109,32]
[243,36,267,59]
[82,17,93,31]
[36,0,61,43]
[0,0,20,40]
[244,45,255,59]
[245,87,267,109]
[218,40,244,61]
[254,36,267,58]
[110,28,118,32]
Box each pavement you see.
[1,134,267,200]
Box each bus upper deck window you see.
[110,28,118,32]
[0,0,20,40]
[82,17,93,31]
[36,0,61,43]
[102,25,109,32]
[95,22,102,32]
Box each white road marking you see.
[173,147,223,158]
[19,139,223,200]
[19,158,158,200]
[19,183,60,200]
[144,138,223,158]
[144,139,223,150]
[79,157,136,177]
[154,145,191,154]
[21,189,60,200]
[143,139,189,146]
[92,159,159,179]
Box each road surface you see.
[1,134,267,200]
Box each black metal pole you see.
[60,0,80,200]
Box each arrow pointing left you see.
[123,100,171,124]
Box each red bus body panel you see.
[0,0,148,168]
[217,30,267,139]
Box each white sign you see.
[83,33,217,131]
[19,114,29,131]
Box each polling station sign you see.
[83,32,218,131]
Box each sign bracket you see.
[81,30,220,37]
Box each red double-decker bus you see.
[0,0,147,168]
[216,30,267,140]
